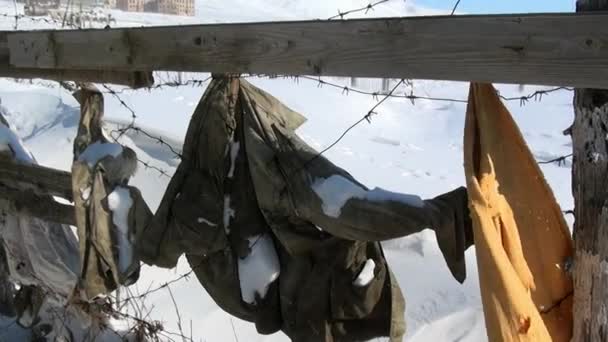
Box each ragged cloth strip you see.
[464,83,573,341]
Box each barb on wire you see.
[538,153,573,166]
[100,84,180,179]
[105,77,212,94]
[327,0,392,20]
[102,84,137,121]
[137,158,172,178]
[260,74,468,103]
[499,87,573,106]
[256,74,573,106]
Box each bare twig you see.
[229,318,240,342]
[166,285,187,342]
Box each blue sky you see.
[416,0,575,14]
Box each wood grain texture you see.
[0,184,76,226]
[6,13,608,88]
[571,1,608,341]
[0,156,73,201]
[0,32,153,87]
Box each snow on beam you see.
[6,13,608,88]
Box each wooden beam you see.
[0,184,76,226]
[6,13,608,88]
[0,156,73,201]
[0,33,154,88]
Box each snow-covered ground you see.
[0,0,575,341]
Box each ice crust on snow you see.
[312,175,425,218]
[78,141,123,167]
[238,234,280,305]
[0,123,34,163]
[107,186,134,274]
[353,259,376,287]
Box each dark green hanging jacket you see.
[138,76,473,342]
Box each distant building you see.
[107,0,194,16]
[145,0,194,16]
[116,0,143,12]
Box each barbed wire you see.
[106,76,212,94]
[327,0,393,20]
[294,79,406,172]
[256,74,573,106]
[538,153,573,166]
[101,84,181,178]
[451,0,463,15]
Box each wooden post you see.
[571,1,608,341]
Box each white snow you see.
[228,141,240,178]
[78,141,123,167]
[0,123,35,163]
[107,186,134,275]
[223,195,235,233]
[198,217,218,226]
[353,259,376,287]
[312,175,367,217]
[80,187,91,201]
[312,175,424,218]
[366,187,425,208]
[238,234,281,305]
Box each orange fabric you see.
[464,83,573,341]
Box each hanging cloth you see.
[463,83,573,341]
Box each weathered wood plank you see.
[0,32,153,87]
[571,2,608,341]
[6,13,608,88]
[0,156,73,201]
[0,184,76,226]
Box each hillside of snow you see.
[0,1,576,341]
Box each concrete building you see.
[116,0,143,12]
[155,0,194,16]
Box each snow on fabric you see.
[353,259,376,287]
[78,141,123,167]
[223,195,235,233]
[80,187,91,201]
[198,217,218,226]
[312,175,424,218]
[227,141,240,178]
[0,123,35,163]
[106,186,134,274]
[238,234,280,305]
[366,188,425,208]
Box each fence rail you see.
[5,12,608,88]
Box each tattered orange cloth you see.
[464,83,573,341]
